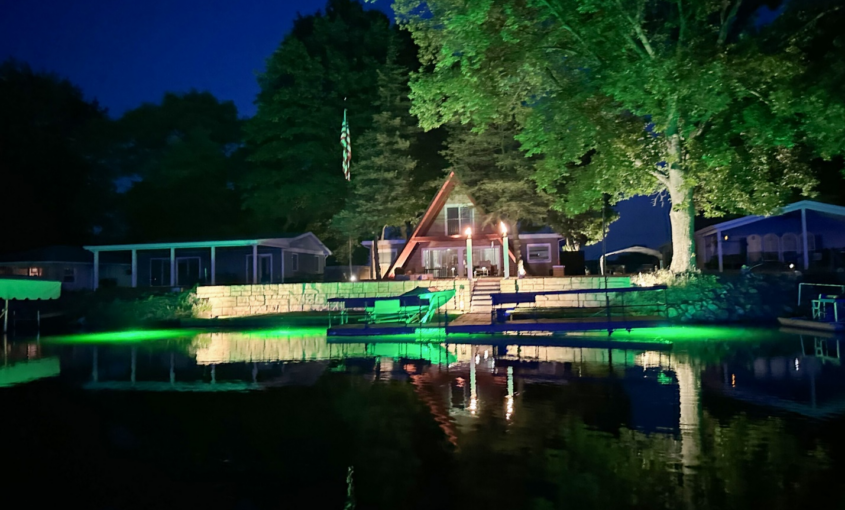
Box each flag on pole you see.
[340,108,351,181]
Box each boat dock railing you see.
[798,283,845,306]
[489,285,669,324]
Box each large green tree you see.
[331,42,441,276]
[243,0,395,239]
[443,122,608,257]
[0,60,111,252]
[111,91,246,242]
[387,0,841,272]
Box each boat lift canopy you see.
[0,277,62,333]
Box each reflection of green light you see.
[657,372,673,385]
[230,327,327,339]
[591,326,780,343]
[46,329,198,343]
[47,326,330,344]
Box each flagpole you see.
[341,98,354,281]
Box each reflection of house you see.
[369,172,563,278]
[83,234,331,289]
[0,246,130,291]
[695,201,845,271]
[702,337,845,419]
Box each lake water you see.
[2,327,845,509]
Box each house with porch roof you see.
[695,200,845,271]
[83,233,331,289]
[366,172,563,279]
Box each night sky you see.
[0,0,671,254]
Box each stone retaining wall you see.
[500,276,632,308]
[195,279,472,318]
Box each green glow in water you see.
[46,329,199,343]
[599,326,778,342]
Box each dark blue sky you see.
[0,0,392,117]
[0,0,671,253]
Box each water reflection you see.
[2,328,844,509]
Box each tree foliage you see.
[332,43,437,243]
[443,122,608,251]
[111,91,246,242]
[387,0,842,271]
[243,0,395,238]
[0,60,111,252]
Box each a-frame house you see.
[375,172,563,279]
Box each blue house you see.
[84,234,331,289]
[695,201,845,271]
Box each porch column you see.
[131,249,137,288]
[716,231,724,273]
[502,222,510,279]
[801,207,809,270]
[169,248,176,286]
[465,229,473,280]
[93,250,100,290]
[252,244,258,284]
[210,246,216,285]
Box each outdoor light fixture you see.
[350,275,357,282]
[465,227,472,238]
[724,235,729,241]
[501,222,510,279]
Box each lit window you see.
[63,268,75,283]
[527,244,552,263]
[446,205,473,236]
[28,267,43,277]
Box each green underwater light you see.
[45,329,199,344]
[598,325,779,343]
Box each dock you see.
[326,313,667,337]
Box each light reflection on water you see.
[2,328,845,509]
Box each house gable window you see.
[527,244,552,263]
[446,205,473,236]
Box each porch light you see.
[465,227,472,238]
[500,222,507,235]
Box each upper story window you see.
[446,205,473,236]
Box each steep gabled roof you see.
[385,172,516,277]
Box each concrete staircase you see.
[470,278,501,313]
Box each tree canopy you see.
[0,60,111,252]
[388,0,843,271]
[109,91,247,242]
[331,42,440,246]
[243,0,398,239]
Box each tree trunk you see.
[666,135,696,272]
[372,238,381,280]
[511,223,527,276]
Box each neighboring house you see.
[0,246,130,291]
[83,234,332,289]
[694,201,845,271]
[368,172,563,279]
